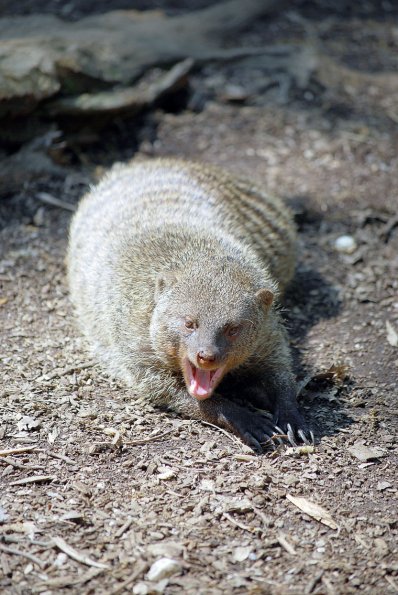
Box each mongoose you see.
[68,158,312,451]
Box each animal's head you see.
[150,257,276,399]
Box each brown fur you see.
[68,158,310,450]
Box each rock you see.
[347,442,386,462]
[334,235,357,254]
[146,558,182,582]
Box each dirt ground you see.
[1,1,397,594]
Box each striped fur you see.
[68,158,298,422]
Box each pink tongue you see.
[191,368,212,397]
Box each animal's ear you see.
[256,288,274,312]
[154,272,178,303]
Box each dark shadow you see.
[281,200,355,439]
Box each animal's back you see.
[70,158,296,291]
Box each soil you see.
[0,2,397,594]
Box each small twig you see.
[109,560,148,595]
[222,512,261,534]
[52,536,109,569]
[252,506,271,529]
[271,433,288,440]
[198,420,240,445]
[9,475,56,486]
[114,518,133,539]
[46,451,77,465]
[381,214,398,242]
[305,571,324,594]
[0,457,43,471]
[277,532,297,556]
[1,536,52,547]
[124,428,175,446]
[31,568,105,592]
[0,446,38,457]
[385,576,398,592]
[37,361,94,382]
[36,191,76,212]
[321,576,337,595]
[0,544,45,569]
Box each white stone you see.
[133,583,149,595]
[334,235,357,254]
[146,558,181,582]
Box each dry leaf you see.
[313,363,349,384]
[386,321,398,347]
[0,297,8,306]
[286,494,338,529]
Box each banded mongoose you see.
[68,158,312,451]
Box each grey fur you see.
[68,158,310,449]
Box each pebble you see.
[146,558,182,581]
[334,235,357,254]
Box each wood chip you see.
[37,361,94,381]
[304,571,324,594]
[386,321,398,347]
[0,456,43,471]
[0,544,45,569]
[36,191,76,212]
[31,567,105,592]
[277,532,297,555]
[124,428,175,446]
[52,536,109,569]
[47,451,77,465]
[222,512,261,534]
[0,447,38,457]
[114,518,133,538]
[109,560,147,595]
[198,420,241,444]
[286,494,338,530]
[9,475,56,486]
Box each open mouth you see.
[183,358,225,400]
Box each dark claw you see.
[243,432,262,453]
[287,423,298,447]
[219,407,281,452]
[298,429,312,445]
[273,409,313,447]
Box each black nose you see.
[197,350,216,363]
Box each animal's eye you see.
[227,325,240,337]
[184,318,196,331]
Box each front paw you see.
[218,407,279,453]
[274,406,313,446]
